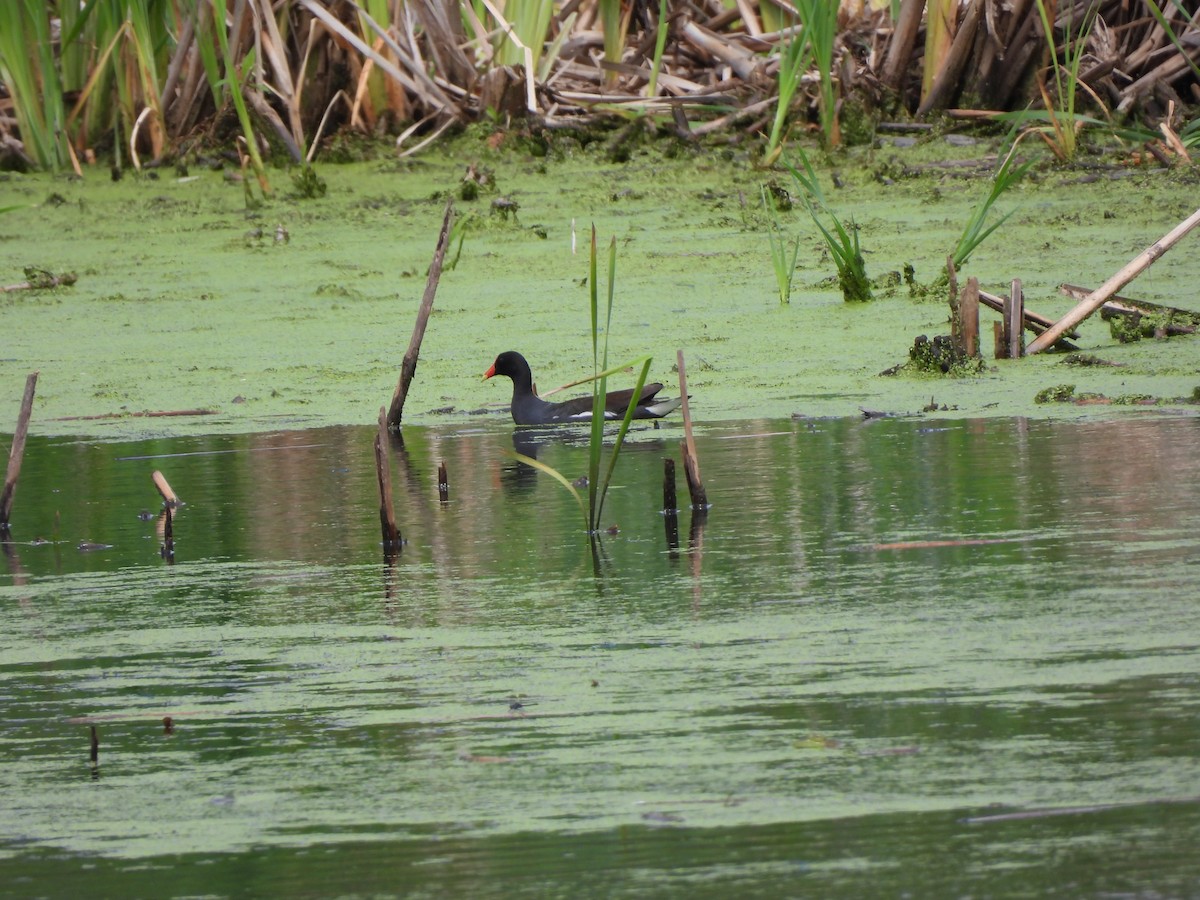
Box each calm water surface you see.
[2,414,1199,897]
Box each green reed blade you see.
[594,356,651,530]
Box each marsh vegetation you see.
[2,1,1199,177]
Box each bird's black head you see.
[483,351,528,381]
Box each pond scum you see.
[3,4,1200,459]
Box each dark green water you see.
[2,414,1199,897]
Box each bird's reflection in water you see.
[500,425,672,497]
[499,426,564,493]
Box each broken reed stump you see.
[950,259,960,350]
[1,372,38,533]
[375,407,402,549]
[960,278,980,358]
[997,278,1025,359]
[978,289,1080,350]
[438,460,449,503]
[1028,205,1200,354]
[90,725,99,765]
[676,350,708,510]
[947,264,980,359]
[387,199,455,431]
[151,470,180,507]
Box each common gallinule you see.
[484,351,683,425]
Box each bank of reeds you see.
[2,1,1200,171]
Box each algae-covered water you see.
[3,139,1200,896]
[2,414,1199,896]
[2,136,1198,438]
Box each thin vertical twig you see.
[388,198,455,429]
[676,350,707,509]
[1,372,38,532]
[375,407,401,548]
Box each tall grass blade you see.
[953,140,1032,267]
[587,228,601,529]
[210,0,271,196]
[790,0,839,148]
[587,230,614,531]
[0,2,70,169]
[493,0,553,70]
[765,26,810,165]
[599,0,628,83]
[1028,0,1098,162]
[1148,1,1200,84]
[921,0,956,102]
[593,357,651,529]
[646,0,670,98]
[761,184,799,304]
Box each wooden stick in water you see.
[1005,278,1025,359]
[1,372,38,531]
[662,457,677,512]
[161,505,174,560]
[151,470,180,507]
[1028,206,1200,354]
[676,351,707,510]
[438,460,449,503]
[961,277,980,358]
[978,289,1080,344]
[387,199,454,430]
[375,407,401,548]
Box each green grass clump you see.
[761,185,800,304]
[784,149,872,303]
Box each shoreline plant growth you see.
[1,3,1199,173]
[1006,0,1101,163]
